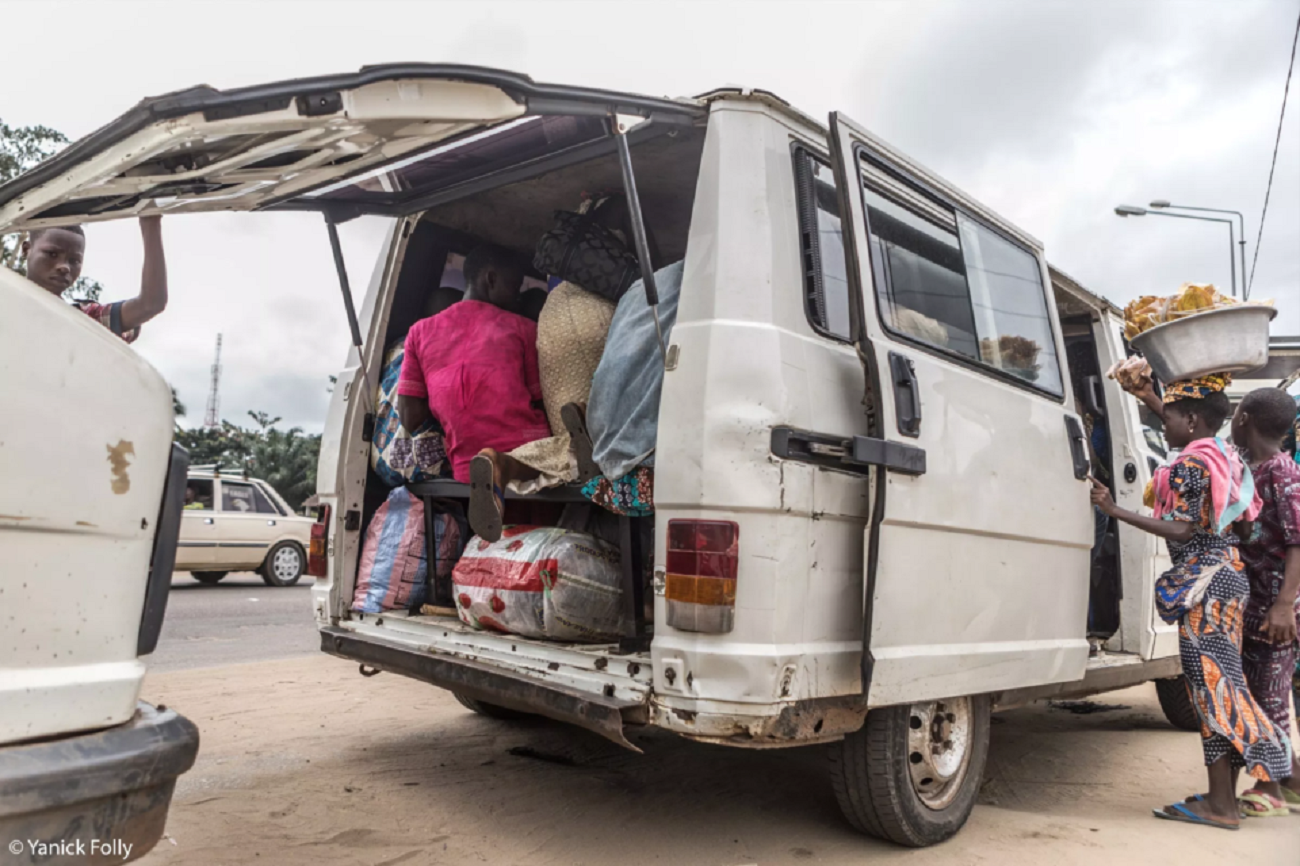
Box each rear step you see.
[321,627,648,751]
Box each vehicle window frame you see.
[792,144,853,344]
[853,144,1066,401]
[185,477,215,511]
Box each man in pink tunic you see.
[396,245,550,484]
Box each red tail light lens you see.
[308,504,330,578]
[665,519,738,634]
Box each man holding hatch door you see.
[22,216,168,342]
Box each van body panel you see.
[0,269,172,744]
[829,111,1093,704]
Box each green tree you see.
[1,118,102,302]
[171,387,186,419]
[173,411,321,512]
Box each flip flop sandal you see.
[469,455,504,543]
[1238,790,1288,818]
[1281,787,1300,813]
[1152,802,1239,830]
[561,403,600,483]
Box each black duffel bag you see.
[533,203,640,303]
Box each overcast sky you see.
[4,0,1297,432]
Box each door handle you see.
[203,517,214,525]
[1064,416,1089,480]
[267,520,277,526]
[889,351,921,438]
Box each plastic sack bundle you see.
[371,340,447,488]
[452,526,623,642]
[353,487,463,613]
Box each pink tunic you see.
[397,300,550,482]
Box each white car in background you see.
[177,467,314,586]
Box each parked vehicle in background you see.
[0,263,197,863]
[0,65,1200,849]
[177,467,313,586]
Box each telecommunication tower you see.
[203,334,222,429]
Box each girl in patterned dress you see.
[1092,377,1291,830]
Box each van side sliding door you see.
[828,113,1093,707]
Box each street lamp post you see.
[1113,205,1238,297]
[1150,201,1249,299]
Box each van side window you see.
[794,150,852,342]
[861,174,1063,395]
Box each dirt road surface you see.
[136,655,1297,866]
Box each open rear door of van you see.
[827,112,1094,708]
[0,65,702,232]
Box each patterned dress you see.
[1162,457,1293,779]
[1238,452,1300,742]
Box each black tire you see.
[830,694,991,848]
[1155,677,1201,732]
[191,571,228,584]
[454,692,531,720]
[261,541,305,587]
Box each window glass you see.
[221,482,274,514]
[253,484,285,515]
[796,154,852,342]
[861,174,1063,395]
[185,479,213,511]
[955,215,1062,391]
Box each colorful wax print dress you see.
[1162,456,1293,780]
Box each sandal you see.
[469,454,504,543]
[1281,786,1300,813]
[1238,789,1288,818]
[561,403,600,483]
[1152,802,1239,830]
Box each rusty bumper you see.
[321,627,646,751]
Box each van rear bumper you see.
[321,626,647,750]
[0,702,199,864]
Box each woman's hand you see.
[1262,599,1299,645]
[1089,476,1116,516]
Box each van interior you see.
[348,122,708,649]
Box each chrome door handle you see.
[267,520,277,526]
[203,518,214,524]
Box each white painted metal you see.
[830,111,1093,706]
[0,268,172,744]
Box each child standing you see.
[1093,376,1291,829]
[1230,387,1300,816]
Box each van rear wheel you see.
[191,571,227,584]
[830,694,990,848]
[453,692,531,721]
[1154,677,1201,732]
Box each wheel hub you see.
[907,697,973,810]
[274,547,300,579]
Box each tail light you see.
[308,504,331,578]
[665,519,739,634]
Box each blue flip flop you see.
[1153,802,1239,830]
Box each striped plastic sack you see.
[452,526,623,642]
[353,487,429,613]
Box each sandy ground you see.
[137,655,1298,866]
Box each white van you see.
[0,267,197,861]
[0,66,1195,847]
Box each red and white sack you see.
[452,526,623,642]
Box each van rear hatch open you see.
[0,64,702,232]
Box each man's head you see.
[22,226,85,295]
[1232,387,1298,449]
[462,244,523,311]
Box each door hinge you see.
[362,412,376,443]
[297,91,343,117]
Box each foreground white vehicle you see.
[0,66,1202,848]
[177,467,313,586]
[0,267,197,862]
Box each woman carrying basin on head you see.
[1091,374,1292,830]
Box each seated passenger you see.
[396,245,550,486]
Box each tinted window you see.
[222,482,277,515]
[795,152,852,341]
[861,174,1063,395]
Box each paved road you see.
[148,573,318,673]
